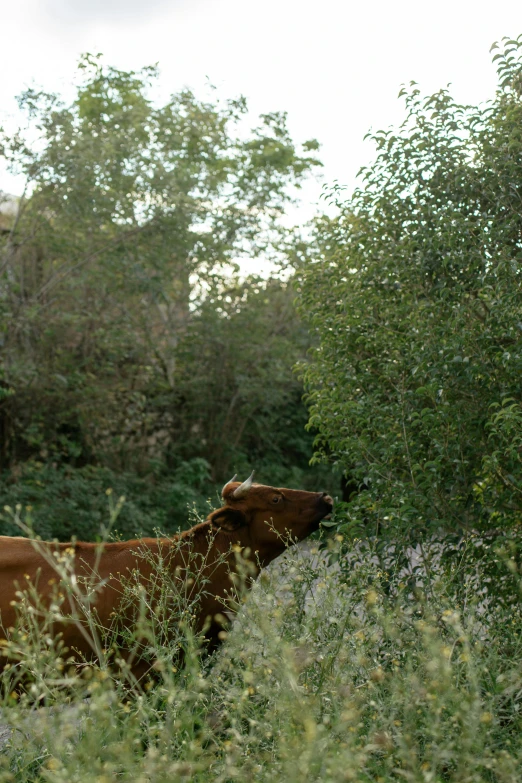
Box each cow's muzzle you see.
[320,492,333,507]
[318,492,334,519]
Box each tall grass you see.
[1,519,522,782]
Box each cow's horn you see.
[233,471,255,499]
[222,474,237,496]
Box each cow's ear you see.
[209,506,247,532]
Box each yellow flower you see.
[365,589,378,606]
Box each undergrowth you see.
[1,521,521,782]
[0,459,214,540]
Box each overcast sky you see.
[2,0,522,221]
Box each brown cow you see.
[0,474,333,680]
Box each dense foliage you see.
[298,37,522,539]
[2,37,522,783]
[0,57,330,537]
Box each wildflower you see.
[370,667,385,683]
[373,731,393,750]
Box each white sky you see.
[1,0,522,224]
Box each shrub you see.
[0,458,213,540]
[297,37,522,538]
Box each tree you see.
[298,37,522,538]
[0,55,321,474]
[170,276,321,486]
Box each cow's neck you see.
[170,522,289,575]
[251,542,288,570]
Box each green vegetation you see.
[2,35,522,783]
[298,36,522,540]
[1,521,522,782]
[0,55,330,539]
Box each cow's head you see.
[208,472,333,564]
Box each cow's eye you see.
[272,495,281,504]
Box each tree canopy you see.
[298,37,522,539]
[0,56,328,538]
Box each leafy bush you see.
[0,458,214,540]
[298,37,522,538]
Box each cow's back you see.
[0,535,43,570]
[0,536,56,625]
[0,536,155,659]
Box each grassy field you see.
[1,532,522,783]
